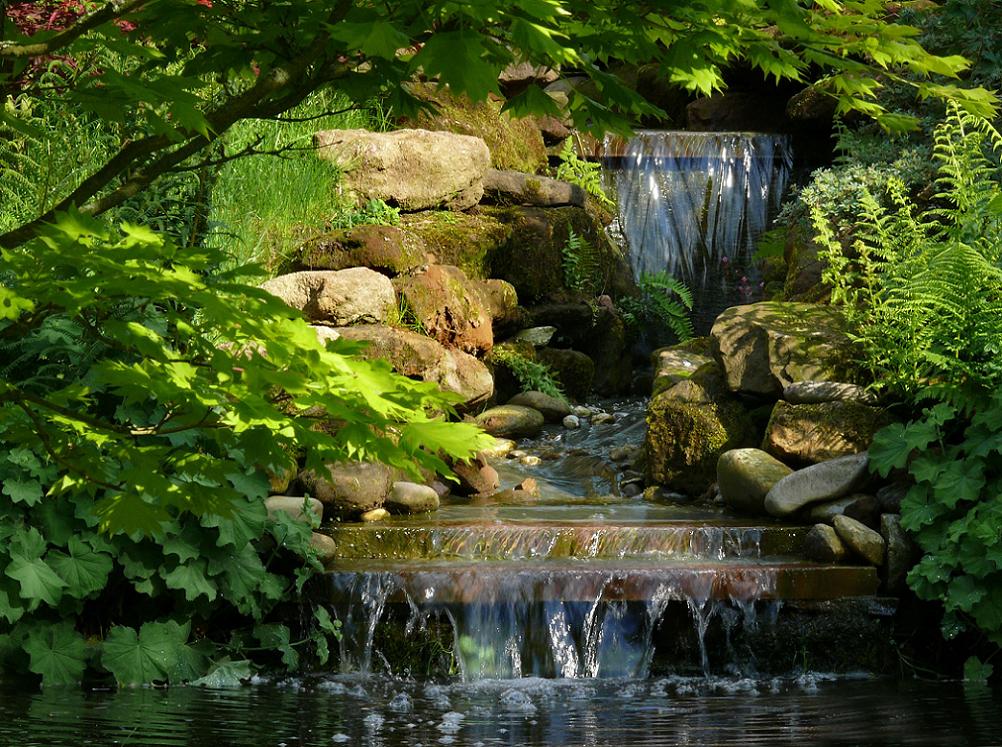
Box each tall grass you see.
[206,90,382,272]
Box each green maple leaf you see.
[200,497,267,549]
[162,559,217,602]
[207,544,274,617]
[0,578,25,624]
[24,622,89,687]
[48,537,113,599]
[254,623,299,671]
[5,553,66,607]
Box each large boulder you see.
[536,347,595,402]
[710,301,851,397]
[398,210,511,280]
[314,128,491,211]
[329,325,493,409]
[393,265,494,356]
[716,448,793,514]
[645,391,755,496]
[475,405,545,438]
[481,279,527,337]
[482,169,586,207]
[764,452,870,517]
[260,268,395,325]
[299,461,394,517]
[762,400,889,465]
[283,224,427,277]
[783,380,878,406]
[401,83,548,173]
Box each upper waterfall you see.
[603,131,793,324]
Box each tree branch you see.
[0,0,147,59]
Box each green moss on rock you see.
[399,211,511,280]
[645,391,755,495]
[762,400,891,466]
[403,83,548,174]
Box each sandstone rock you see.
[652,338,714,396]
[386,481,440,514]
[286,224,426,277]
[261,268,395,326]
[783,381,878,406]
[332,325,493,410]
[764,452,870,517]
[658,361,728,405]
[513,326,556,348]
[807,494,879,528]
[645,391,755,496]
[717,448,793,514]
[478,438,516,459]
[710,301,850,397]
[453,455,500,496]
[762,400,889,465]
[537,348,595,401]
[562,414,580,429]
[477,488,540,505]
[299,461,394,516]
[508,391,571,423]
[394,264,494,356]
[264,495,323,524]
[314,128,491,211]
[360,508,389,523]
[833,514,885,566]
[802,523,847,563]
[881,513,915,592]
[475,405,545,438]
[482,169,585,207]
[514,477,540,496]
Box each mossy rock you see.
[645,391,756,495]
[402,83,548,174]
[783,222,831,302]
[399,210,512,280]
[485,340,538,404]
[481,204,634,304]
[536,347,595,402]
[651,337,715,396]
[762,400,891,466]
[281,224,427,277]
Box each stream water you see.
[1,675,999,746]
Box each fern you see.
[489,347,567,402]
[812,102,1002,406]
[619,271,694,342]
[555,139,615,208]
[561,227,602,295]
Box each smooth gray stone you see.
[783,380,878,405]
[833,514,885,566]
[764,452,869,517]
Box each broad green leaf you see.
[101,621,189,686]
[3,479,43,506]
[192,659,253,689]
[963,657,994,683]
[48,537,114,599]
[24,622,88,687]
[162,559,217,602]
[5,553,66,607]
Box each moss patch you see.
[403,83,548,173]
[762,400,891,466]
[399,210,511,280]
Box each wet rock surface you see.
[475,405,546,438]
[764,453,870,517]
[717,448,793,514]
[833,514,885,566]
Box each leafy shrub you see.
[555,139,614,209]
[811,104,1002,402]
[870,397,1002,649]
[619,271,694,342]
[489,347,566,402]
[328,198,401,230]
[0,212,491,686]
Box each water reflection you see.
[1,675,999,747]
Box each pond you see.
[1,674,998,746]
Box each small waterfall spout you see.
[604,131,792,331]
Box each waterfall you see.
[604,131,793,331]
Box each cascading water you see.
[604,131,793,332]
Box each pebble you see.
[571,406,591,418]
[519,455,542,467]
[508,449,527,460]
[562,414,580,429]
[591,412,615,425]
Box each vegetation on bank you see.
[0,0,999,687]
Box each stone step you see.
[327,558,879,604]
[324,521,806,561]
